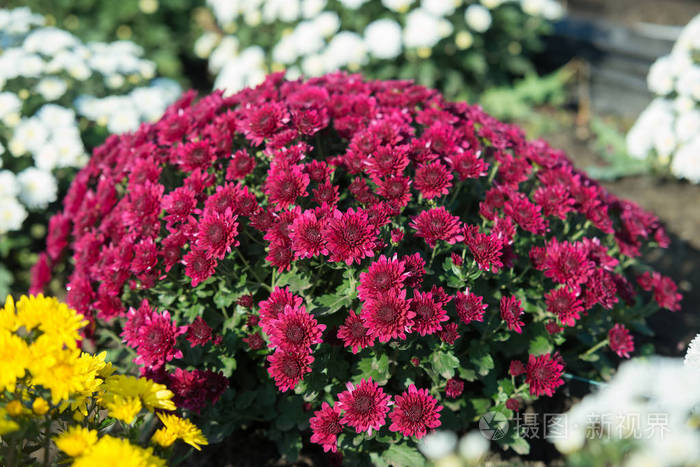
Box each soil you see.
[566,0,700,26]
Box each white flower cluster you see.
[0,7,181,234]
[199,0,564,95]
[686,334,700,371]
[627,14,700,183]
[550,358,700,466]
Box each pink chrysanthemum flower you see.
[196,209,239,259]
[414,161,453,199]
[608,323,634,358]
[438,322,460,345]
[376,175,413,208]
[410,290,449,336]
[269,305,325,352]
[176,140,215,172]
[500,295,524,334]
[337,310,374,353]
[324,208,378,265]
[545,287,583,327]
[186,317,214,347]
[464,225,504,273]
[130,308,186,369]
[389,385,442,439]
[310,402,343,453]
[267,349,313,392]
[509,360,526,376]
[265,163,310,210]
[182,247,217,287]
[410,207,463,248]
[402,253,426,288]
[226,149,256,180]
[455,289,487,325]
[258,286,303,334]
[652,274,682,312]
[289,210,328,259]
[542,238,594,289]
[162,186,197,226]
[361,289,414,343]
[526,353,565,397]
[445,150,489,180]
[266,239,294,272]
[357,255,406,302]
[364,144,410,179]
[337,378,392,434]
[246,102,288,145]
[445,378,464,399]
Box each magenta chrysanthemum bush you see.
[33,72,682,462]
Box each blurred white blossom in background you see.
[628,14,700,183]
[200,0,564,96]
[0,7,181,234]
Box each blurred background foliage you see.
[6,0,211,90]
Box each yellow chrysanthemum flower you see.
[54,426,98,457]
[5,400,24,416]
[37,299,88,349]
[72,435,166,467]
[101,375,175,412]
[151,427,177,448]
[0,328,28,392]
[15,294,57,332]
[0,408,19,435]
[156,413,208,450]
[32,397,50,415]
[0,295,16,330]
[105,395,142,424]
[28,346,90,405]
[62,351,107,416]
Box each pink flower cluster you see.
[310,378,442,452]
[31,72,682,450]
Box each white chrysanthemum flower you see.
[404,8,450,48]
[418,431,457,460]
[541,0,564,20]
[324,31,368,71]
[37,104,77,130]
[685,334,700,371]
[647,56,675,95]
[206,0,241,27]
[675,110,700,142]
[521,0,548,16]
[35,77,68,101]
[675,66,700,100]
[0,171,19,198]
[465,4,492,33]
[422,0,456,17]
[313,11,340,37]
[22,27,79,55]
[209,36,240,73]
[382,0,414,12]
[292,20,326,56]
[52,132,86,168]
[457,431,489,462]
[11,117,49,155]
[301,54,326,76]
[626,98,674,160]
[671,136,700,183]
[214,46,266,95]
[194,31,220,59]
[263,0,300,23]
[0,92,22,121]
[0,196,28,234]
[107,106,141,134]
[273,36,298,65]
[18,52,45,77]
[16,167,57,209]
[364,19,403,59]
[302,0,326,18]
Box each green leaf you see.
[528,334,553,356]
[430,350,460,379]
[382,444,425,467]
[356,353,390,385]
[315,291,353,316]
[468,342,494,376]
[276,269,312,293]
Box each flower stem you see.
[580,338,609,359]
